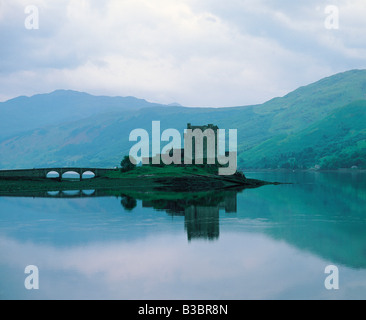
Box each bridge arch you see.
[62,171,81,180]
[82,171,96,179]
[46,171,60,179]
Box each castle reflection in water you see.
[140,191,238,241]
[1,187,239,242]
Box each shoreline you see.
[0,174,275,196]
[241,168,366,173]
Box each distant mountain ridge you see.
[0,90,169,139]
[0,69,365,170]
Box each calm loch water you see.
[0,171,366,300]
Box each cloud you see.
[0,0,365,106]
[0,233,352,299]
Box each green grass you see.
[105,165,216,179]
[0,165,272,195]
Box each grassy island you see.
[0,166,276,196]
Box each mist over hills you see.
[0,69,365,170]
[0,90,168,139]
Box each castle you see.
[143,123,221,167]
[186,123,219,163]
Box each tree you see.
[121,155,136,173]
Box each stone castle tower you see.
[187,123,219,163]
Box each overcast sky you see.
[0,0,366,106]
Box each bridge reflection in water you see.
[46,190,97,198]
[3,189,99,198]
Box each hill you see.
[0,90,168,139]
[0,69,365,170]
[240,100,366,169]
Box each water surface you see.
[0,171,366,300]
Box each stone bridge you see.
[0,168,116,180]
